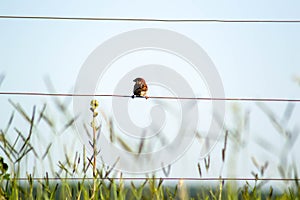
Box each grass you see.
[1,176,299,199]
[0,79,300,199]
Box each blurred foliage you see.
[0,78,299,199]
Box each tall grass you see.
[0,77,299,199]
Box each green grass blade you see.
[19,106,36,153]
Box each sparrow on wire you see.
[132,77,148,99]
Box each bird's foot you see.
[131,95,135,99]
[145,96,149,100]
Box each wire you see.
[11,177,300,181]
[1,15,300,23]
[0,91,300,102]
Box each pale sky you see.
[0,1,300,188]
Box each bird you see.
[132,77,148,99]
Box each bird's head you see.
[133,77,145,83]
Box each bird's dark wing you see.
[133,83,142,95]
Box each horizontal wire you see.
[12,177,300,181]
[0,91,300,102]
[1,15,300,23]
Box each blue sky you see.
[1,1,300,97]
[0,1,300,184]
[2,1,300,19]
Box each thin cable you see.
[0,91,300,102]
[0,92,130,98]
[12,177,300,181]
[1,15,300,23]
